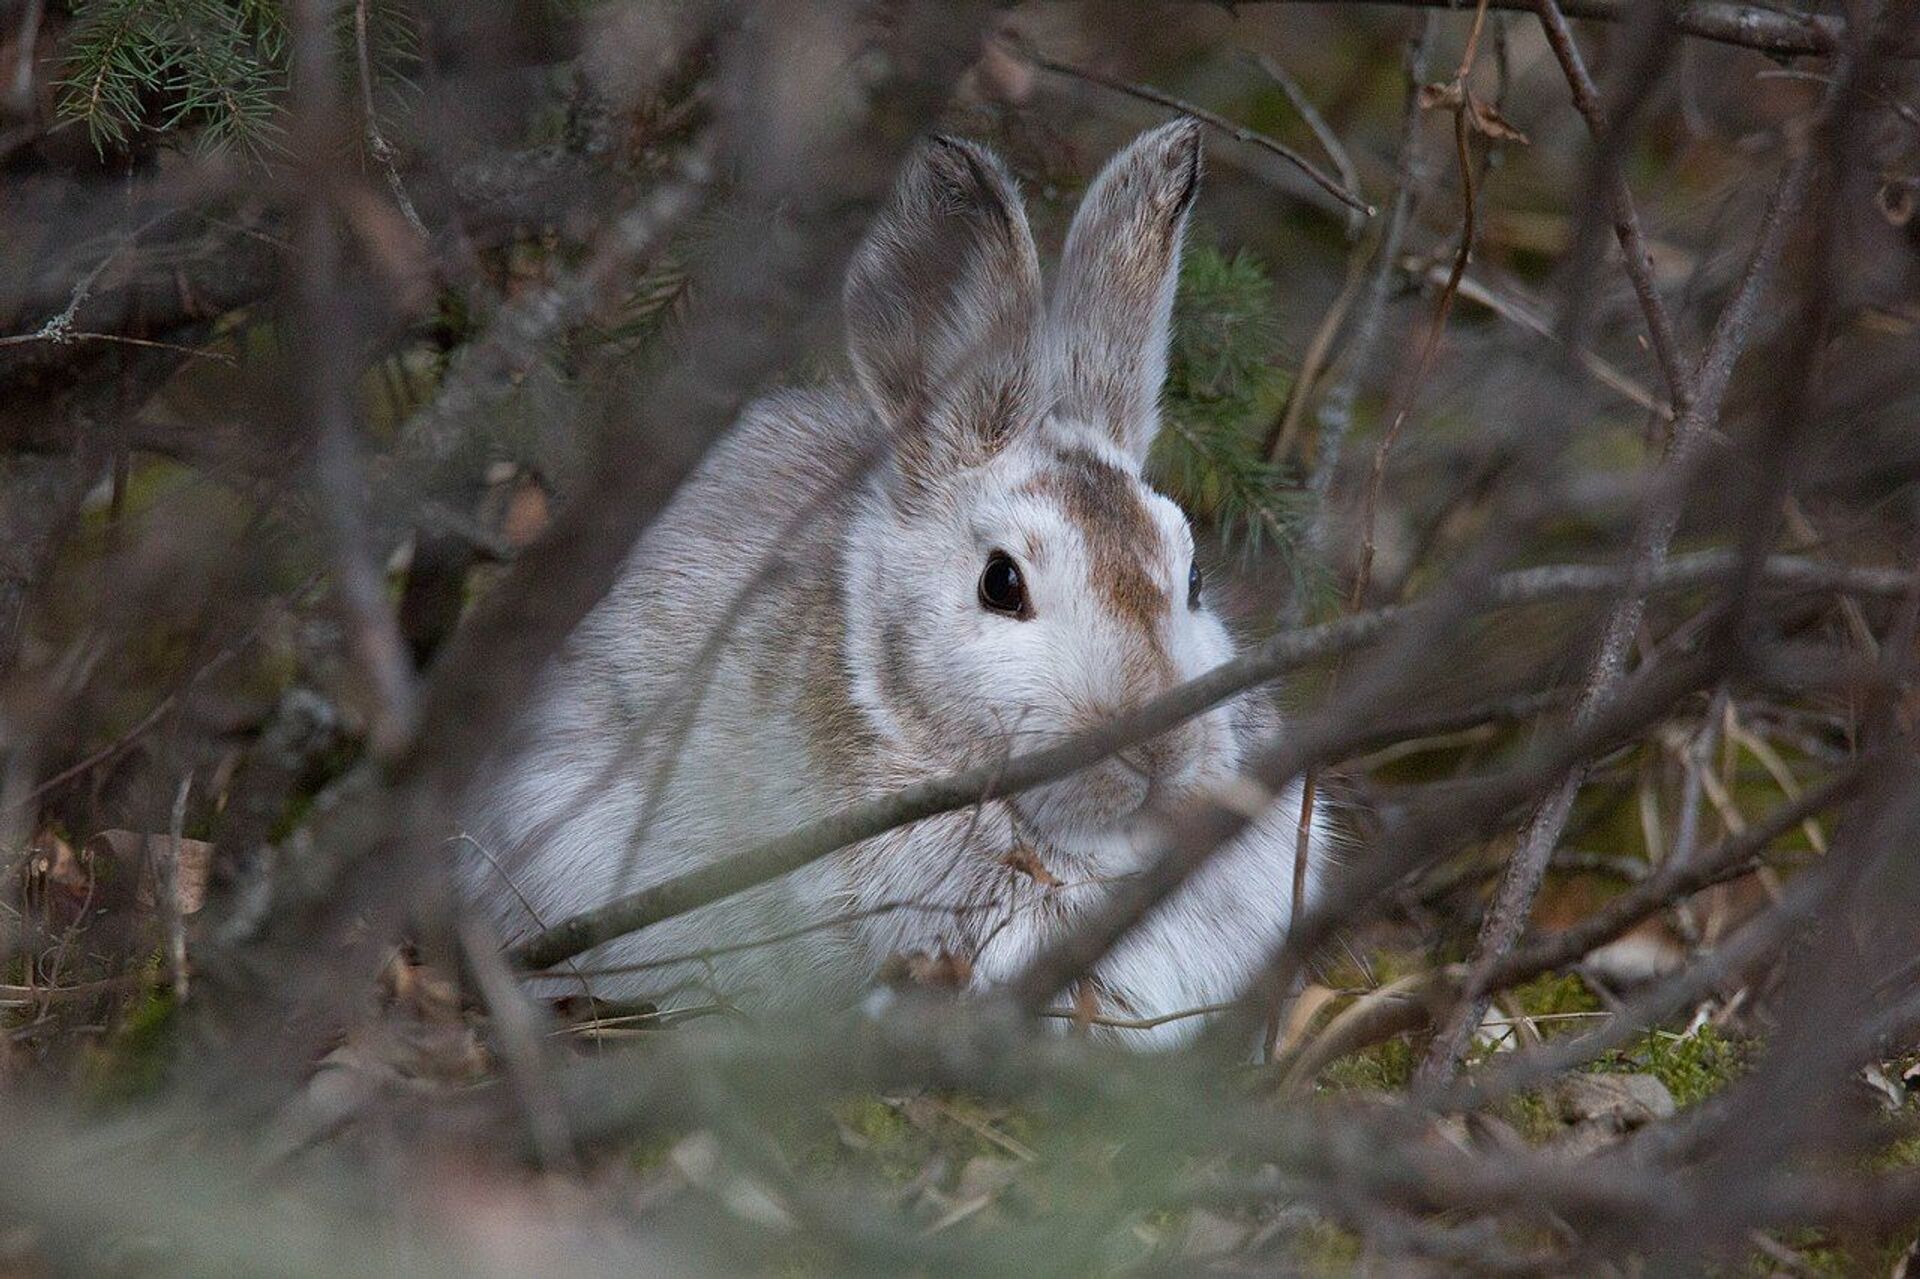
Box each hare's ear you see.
[1047,119,1201,467]
[845,136,1045,487]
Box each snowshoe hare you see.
[463,120,1324,1043]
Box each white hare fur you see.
[462,121,1326,1044]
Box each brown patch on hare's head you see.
[1023,448,1175,678]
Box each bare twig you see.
[1026,48,1373,216]
[1409,256,1672,419]
[1350,0,1492,608]
[1167,0,1919,60]
[291,0,419,761]
[1248,50,1365,237]
[512,550,1910,971]
[352,0,428,240]
[1418,133,1819,1084]
[1532,0,1692,417]
[1305,15,1433,515]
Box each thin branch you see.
[1350,0,1490,608]
[1168,0,1919,60]
[1305,15,1433,515]
[1248,49,1365,237]
[290,0,419,761]
[1532,0,1692,417]
[512,550,1911,971]
[1419,144,1821,1083]
[1410,256,1671,419]
[353,0,427,240]
[1026,49,1373,216]
[1036,1000,1240,1031]
[0,330,236,363]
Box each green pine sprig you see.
[1154,241,1310,560]
[55,0,418,156]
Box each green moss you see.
[81,981,177,1106]
[1318,1037,1415,1093]
[1511,973,1603,1020]
[1291,1218,1363,1275]
[836,1096,912,1149]
[1601,1026,1750,1108]
[1873,1129,1920,1172]
[1491,1089,1563,1143]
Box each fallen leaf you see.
[85,830,214,916]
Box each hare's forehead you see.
[965,445,1188,570]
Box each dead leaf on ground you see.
[83,830,214,917]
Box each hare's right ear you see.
[845,137,1045,487]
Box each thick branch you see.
[1418,136,1816,1083]
[512,551,1910,971]
[1186,0,1917,60]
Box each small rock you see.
[1553,1073,1676,1131]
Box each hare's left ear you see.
[1047,119,1201,467]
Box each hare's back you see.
[605,386,875,643]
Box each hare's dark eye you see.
[979,551,1028,617]
[1187,561,1203,610]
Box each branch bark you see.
[513,551,1909,971]
[1418,142,1817,1082]
[1179,0,1918,60]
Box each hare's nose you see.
[1119,726,1194,783]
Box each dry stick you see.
[1267,246,1369,465]
[1415,46,1816,1085]
[1255,47,1369,464]
[0,330,235,362]
[1410,258,1670,419]
[1249,49,1365,237]
[1168,0,1919,60]
[290,0,419,763]
[1277,767,1866,1087]
[352,0,427,240]
[1532,0,1690,417]
[1350,0,1489,609]
[1028,53,1373,217]
[1304,15,1433,511]
[1284,0,1489,1050]
[456,915,577,1173]
[512,552,1910,971]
